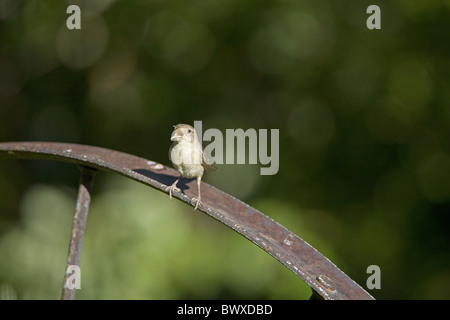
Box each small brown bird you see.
[166,124,214,210]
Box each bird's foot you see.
[192,197,203,211]
[166,184,181,199]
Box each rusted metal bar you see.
[0,142,374,300]
[61,165,96,300]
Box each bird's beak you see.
[170,128,183,141]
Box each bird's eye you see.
[187,129,192,134]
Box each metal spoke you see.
[61,166,96,300]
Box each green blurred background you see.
[1,0,449,299]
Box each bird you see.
[166,124,215,210]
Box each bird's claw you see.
[192,197,203,210]
[166,185,181,199]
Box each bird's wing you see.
[202,151,217,171]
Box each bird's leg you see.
[193,176,202,210]
[166,176,181,199]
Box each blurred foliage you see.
[0,0,450,299]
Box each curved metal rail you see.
[0,142,374,300]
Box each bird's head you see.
[170,124,198,143]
